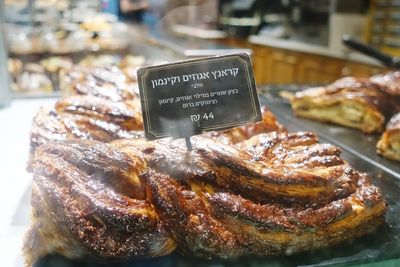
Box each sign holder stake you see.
[185,137,193,151]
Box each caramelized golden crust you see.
[31,66,143,150]
[24,140,176,267]
[55,95,143,130]
[377,113,400,161]
[115,133,362,206]
[30,107,68,149]
[26,134,386,265]
[148,171,385,258]
[29,95,144,165]
[288,77,399,133]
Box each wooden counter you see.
[219,36,388,85]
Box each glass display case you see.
[0,0,11,107]
[1,2,400,267]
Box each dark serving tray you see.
[20,86,400,267]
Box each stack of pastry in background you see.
[5,8,133,96]
[6,13,129,55]
[8,54,146,95]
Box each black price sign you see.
[137,53,261,141]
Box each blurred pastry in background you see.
[8,58,23,76]
[119,55,146,80]
[85,31,129,51]
[8,61,52,94]
[377,113,400,161]
[44,29,86,54]
[25,63,45,74]
[7,32,32,54]
[284,75,400,134]
[14,72,53,94]
[78,54,121,68]
[80,16,113,32]
[40,56,73,73]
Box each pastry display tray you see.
[19,86,400,267]
[259,85,400,178]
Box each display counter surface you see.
[144,27,251,58]
[249,35,383,67]
[0,98,55,266]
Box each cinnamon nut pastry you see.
[24,140,175,267]
[377,113,400,161]
[24,133,387,265]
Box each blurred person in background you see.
[142,0,168,29]
[147,0,215,32]
[102,0,215,31]
[101,0,149,22]
[119,0,149,22]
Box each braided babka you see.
[24,66,387,266]
[24,132,387,266]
